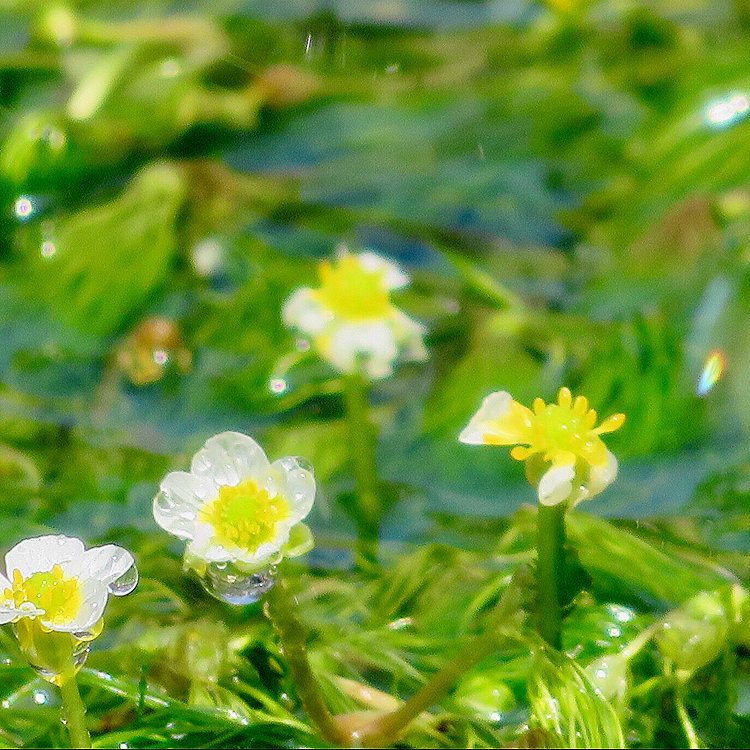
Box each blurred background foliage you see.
[3,0,750,747]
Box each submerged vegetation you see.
[2,0,750,747]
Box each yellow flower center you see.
[313,254,391,320]
[6,565,82,625]
[198,478,291,553]
[484,387,625,467]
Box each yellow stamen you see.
[198,478,291,554]
[313,254,392,321]
[11,564,83,625]
[483,387,625,468]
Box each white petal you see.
[42,578,107,634]
[0,573,20,625]
[269,457,315,523]
[0,602,42,625]
[390,308,428,362]
[538,462,576,506]
[357,251,410,290]
[0,610,18,625]
[190,432,271,487]
[587,450,618,499]
[326,321,398,377]
[459,391,513,444]
[186,537,230,563]
[5,536,84,580]
[153,471,216,540]
[64,545,137,594]
[282,288,332,335]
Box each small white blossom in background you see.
[459,387,625,507]
[0,535,137,632]
[282,248,428,380]
[153,431,315,573]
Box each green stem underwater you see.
[264,578,350,747]
[58,663,91,750]
[356,577,526,747]
[536,502,566,650]
[342,373,381,568]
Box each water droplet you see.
[191,238,224,277]
[706,92,750,128]
[27,639,90,684]
[40,240,56,259]
[197,562,277,605]
[608,604,635,623]
[108,563,138,596]
[14,196,35,220]
[387,617,413,630]
[269,378,287,394]
[697,349,727,396]
[295,338,310,352]
[33,690,47,704]
[153,349,169,365]
[159,58,181,78]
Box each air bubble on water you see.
[607,604,635,623]
[153,349,169,365]
[108,562,139,596]
[191,238,224,277]
[295,338,310,352]
[33,690,47,705]
[387,617,413,630]
[706,92,750,128]
[269,378,287,394]
[40,240,56,259]
[160,58,181,78]
[14,196,35,220]
[198,562,277,605]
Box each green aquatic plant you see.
[283,249,427,566]
[151,430,534,747]
[460,387,625,649]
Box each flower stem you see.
[265,578,350,747]
[536,503,566,650]
[59,663,91,750]
[342,373,380,567]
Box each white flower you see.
[153,431,315,568]
[0,535,137,633]
[282,249,427,380]
[459,387,624,507]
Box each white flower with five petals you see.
[153,431,315,569]
[282,249,428,380]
